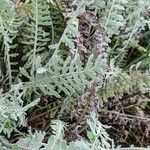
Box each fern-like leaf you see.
[21,0,52,69]
[21,54,104,98]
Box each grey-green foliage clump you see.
[0,0,150,149]
[0,112,116,150]
[1,112,149,150]
[0,89,40,137]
